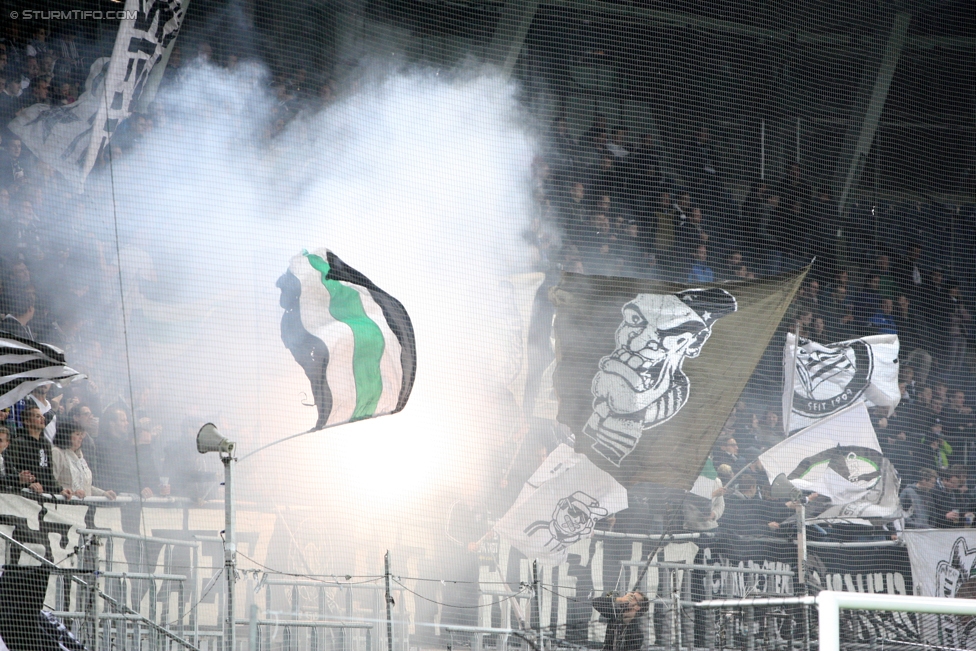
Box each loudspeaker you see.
[196,423,235,455]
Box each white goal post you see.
[817,590,976,651]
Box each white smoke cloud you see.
[76,60,539,574]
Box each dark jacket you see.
[0,451,23,491]
[592,595,644,651]
[932,481,975,528]
[7,433,60,494]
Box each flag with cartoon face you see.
[551,269,807,488]
[903,530,976,646]
[494,444,628,565]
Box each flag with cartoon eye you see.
[551,268,808,489]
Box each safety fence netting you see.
[0,0,973,649]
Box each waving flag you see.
[759,402,901,521]
[277,250,416,430]
[494,444,627,565]
[551,268,807,488]
[783,333,900,434]
[0,334,85,410]
[8,0,187,189]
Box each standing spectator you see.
[0,426,27,491]
[946,282,971,379]
[51,420,115,500]
[824,284,855,342]
[549,117,577,178]
[0,137,27,189]
[7,402,65,495]
[682,126,719,200]
[893,244,924,302]
[851,276,883,329]
[0,281,36,340]
[894,295,925,355]
[687,244,714,283]
[869,298,898,335]
[675,206,709,262]
[901,468,938,528]
[712,436,745,474]
[592,591,649,651]
[932,466,975,529]
[942,391,974,456]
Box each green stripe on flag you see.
[305,253,386,420]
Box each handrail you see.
[78,528,202,547]
[621,560,795,577]
[0,530,201,651]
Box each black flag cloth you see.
[551,268,807,489]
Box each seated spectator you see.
[901,467,938,528]
[932,465,975,528]
[687,244,714,283]
[7,402,67,496]
[869,298,897,335]
[51,420,115,500]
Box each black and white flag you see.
[0,334,85,410]
[8,0,186,189]
[783,333,900,434]
[903,530,976,647]
[760,402,902,521]
[494,444,627,565]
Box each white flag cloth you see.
[759,402,901,521]
[494,444,627,565]
[783,333,900,434]
[7,0,186,190]
[903,530,976,646]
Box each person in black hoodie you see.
[592,591,649,651]
[7,402,67,496]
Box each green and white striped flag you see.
[277,250,416,430]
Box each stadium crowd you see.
[0,23,974,544]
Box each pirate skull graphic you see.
[584,288,737,465]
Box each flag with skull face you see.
[551,269,808,488]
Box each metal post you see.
[797,502,806,589]
[384,551,394,651]
[223,455,236,651]
[796,116,801,164]
[798,502,811,651]
[249,604,259,651]
[532,560,543,650]
[760,119,766,180]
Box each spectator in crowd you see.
[27,384,56,444]
[51,419,115,500]
[0,425,27,491]
[869,298,897,335]
[932,465,975,528]
[901,467,938,528]
[942,391,974,454]
[0,136,28,189]
[0,280,36,339]
[851,275,882,327]
[824,283,855,342]
[712,436,745,474]
[592,591,649,651]
[687,244,714,283]
[675,205,708,262]
[7,402,67,496]
[720,473,795,539]
[894,294,924,354]
[683,126,719,197]
[751,410,784,449]
[946,282,971,379]
[893,244,924,301]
